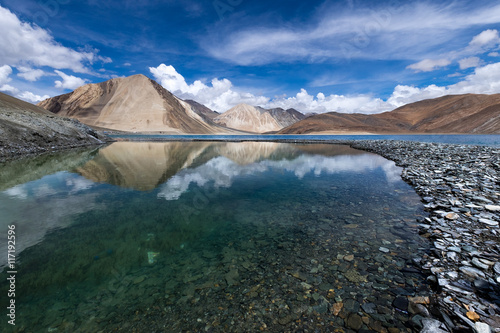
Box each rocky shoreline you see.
[348,140,500,332]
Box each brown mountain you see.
[0,92,107,160]
[214,104,305,133]
[279,94,500,134]
[37,74,238,134]
[184,99,220,121]
[257,107,306,128]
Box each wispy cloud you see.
[458,56,481,69]
[407,59,452,72]
[201,1,500,66]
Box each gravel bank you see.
[0,110,110,162]
[349,140,500,332]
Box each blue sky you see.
[1,0,500,113]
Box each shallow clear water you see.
[0,142,430,332]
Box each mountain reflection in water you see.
[75,141,401,192]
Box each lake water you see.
[110,134,500,146]
[0,142,431,332]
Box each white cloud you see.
[16,66,46,81]
[158,153,399,201]
[458,56,481,69]
[16,91,50,103]
[446,61,500,94]
[407,59,451,72]
[150,64,269,112]
[0,84,17,93]
[0,64,13,90]
[469,29,500,47]
[265,89,389,114]
[489,52,500,57]
[0,5,106,73]
[54,70,87,90]
[151,61,500,115]
[202,2,500,65]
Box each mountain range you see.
[34,74,500,134]
[279,94,500,134]
[37,75,304,134]
[212,103,305,133]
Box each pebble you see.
[485,205,500,212]
[479,218,499,226]
[460,266,487,279]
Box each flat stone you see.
[494,262,500,275]
[331,302,343,316]
[379,247,390,253]
[225,269,239,286]
[344,254,354,261]
[347,314,363,330]
[448,246,462,253]
[475,322,492,333]
[408,296,430,304]
[361,302,376,314]
[445,212,459,220]
[466,311,480,321]
[460,266,486,278]
[478,218,499,226]
[420,318,448,333]
[484,205,500,212]
[472,258,490,270]
[343,298,360,313]
[372,282,389,291]
[392,296,408,311]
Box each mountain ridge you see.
[38,74,240,134]
[279,93,500,134]
[213,103,305,133]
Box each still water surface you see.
[0,142,430,332]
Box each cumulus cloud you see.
[458,56,481,69]
[16,91,50,103]
[54,70,87,90]
[16,66,46,81]
[407,59,451,72]
[158,153,399,201]
[0,64,13,89]
[0,5,106,73]
[469,29,500,47]
[150,64,269,112]
[151,61,500,115]
[489,52,500,57]
[265,89,389,114]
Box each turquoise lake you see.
[0,141,431,332]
